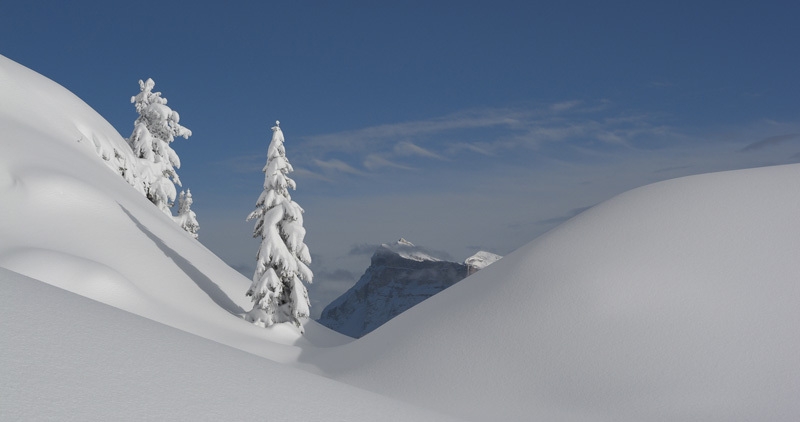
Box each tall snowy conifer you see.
[127,78,192,215]
[173,189,199,239]
[245,121,313,330]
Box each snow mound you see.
[0,248,151,310]
[316,164,800,422]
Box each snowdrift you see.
[317,163,800,421]
[0,268,459,421]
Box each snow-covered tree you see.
[127,78,192,215]
[173,189,199,239]
[245,121,313,330]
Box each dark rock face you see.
[318,245,467,338]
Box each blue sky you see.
[2,1,799,315]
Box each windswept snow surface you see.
[0,268,459,422]
[316,164,800,421]
[3,53,800,421]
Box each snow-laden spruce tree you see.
[173,189,199,238]
[245,121,313,330]
[127,78,192,215]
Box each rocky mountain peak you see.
[318,239,501,338]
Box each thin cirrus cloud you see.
[297,104,560,162]
[393,141,446,160]
[446,142,496,156]
[301,107,531,154]
[549,100,583,112]
[739,133,800,152]
[291,167,332,182]
[348,243,381,256]
[363,154,415,171]
[297,102,689,180]
[213,153,265,174]
[312,158,366,176]
[534,205,594,227]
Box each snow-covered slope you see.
[0,53,460,421]
[315,164,800,421]
[0,53,331,361]
[0,267,459,422]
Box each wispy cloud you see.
[313,158,365,176]
[535,205,594,227]
[653,165,692,174]
[596,131,628,145]
[301,108,528,153]
[550,100,583,112]
[315,268,357,281]
[294,102,686,183]
[348,243,380,256]
[740,133,800,152]
[302,102,657,157]
[649,81,678,88]
[213,153,264,174]
[393,141,445,160]
[447,142,496,156]
[291,167,333,182]
[364,154,415,171]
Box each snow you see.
[315,163,800,421]
[378,237,443,261]
[0,55,314,359]
[0,268,459,422]
[0,53,453,421]
[3,53,800,421]
[127,77,192,215]
[464,250,502,270]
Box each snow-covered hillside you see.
[0,53,316,360]
[317,163,800,421]
[0,268,458,421]
[0,54,457,421]
[2,54,800,422]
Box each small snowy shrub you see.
[173,189,199,239]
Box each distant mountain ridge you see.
[317,239,499,338]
